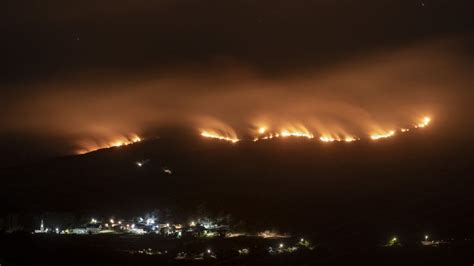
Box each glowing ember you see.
[370,130,396,140]
[400,128,410,132]
[201,130,239,143]
[258,127,267,134]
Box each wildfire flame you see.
[280,130,314,139]
[77,134,142,154]
[201,130,239,143]
[370,130,396,140]
[319,135,359,143]
[414,116,431,128]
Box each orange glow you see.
[320,135,358,143]
[279,126,314,139]
[253,124,314,141]
[77,134,142,154]
[370,130,396,140]
[280,130,314,139]
[201,130,239,143]
[344,136,358,142]
[319,135,338,142]
[414,116,431,128]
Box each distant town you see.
[14,212,460,261]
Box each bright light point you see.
[207,249,211,254]
[201,131,239,143]
[136,162,142,167]
[392,237,397,242]
[258,127,266,134]
[425,235,429,240]
[400,128,410,132]
[300,238,304,242]
[279,243,284,248]
[190,221,196,226]
[110,219,114,224]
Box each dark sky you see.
[1,0,473,165]
[3,0,473,80]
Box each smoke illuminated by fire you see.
[1,39,468,157]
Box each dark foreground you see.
[1,233,474,266]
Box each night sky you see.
[1,0,473,164]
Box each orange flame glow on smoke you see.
[370,130,396,140]
[200,130,240,143]
[203,116,432,143]
[77,134,142,154]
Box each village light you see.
[425,235,429,240]
[110,219,114,224]
[279,243,284,248]
[207,249,211,254]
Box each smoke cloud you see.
[1,40,472,155]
